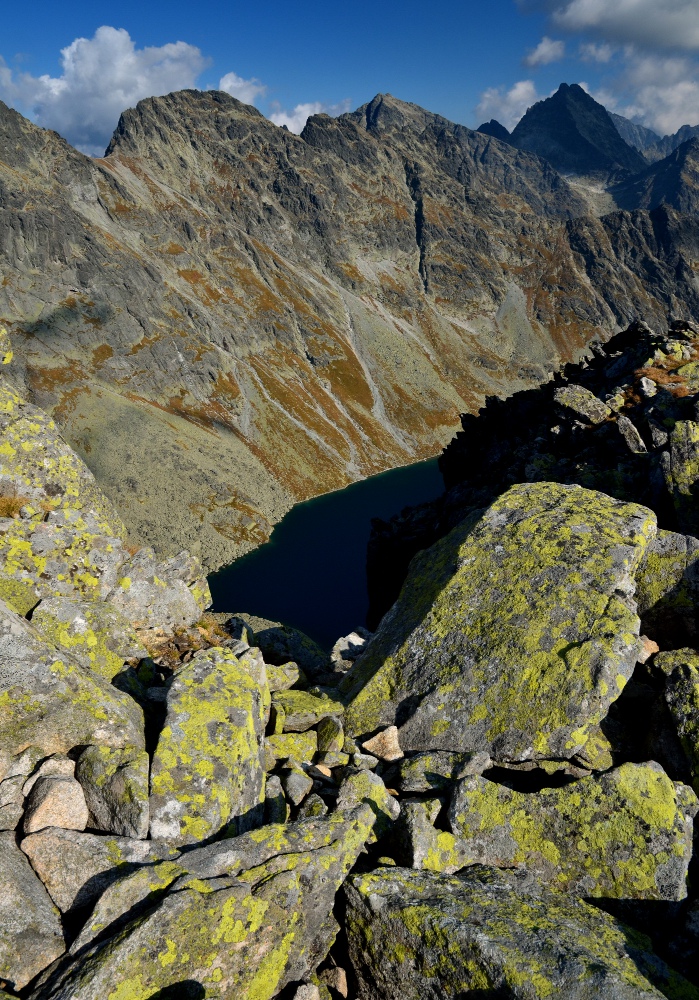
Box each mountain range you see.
[1,84,699,570]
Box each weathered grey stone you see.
[448,762,697,899]
[330,629,371,673]
[554,383,611,424]
[617,413,648,453]
[636,530,699,645]
[297,793,328,820]
[149,646,268,845]
[265,731,318,769]
[335,768,400,843]
[264,774,289,824]
[20,828,175,913]
[343,483,654,762]
[75,745,149,839]
[0,597,145,790]
[23,775,89,834]
[31,597,147,681]
[316,715,344,753]
[272,689,344,732]
[0,832,64,990]
[106,546,210,630]
[22,755,75,797]
[392,749,492,792]
[281,762,313,807]
[344,866,696,999]
[34,806,381,1000]
[662,420,699,536]
[266,660,301,691]
[252,621,330,680]
[656,649,699,792]
[394,798,471,873]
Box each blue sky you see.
[1,0,698,155]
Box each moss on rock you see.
[448,762,697,899]
[343,482,655,761]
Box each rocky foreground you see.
[3,317,699,998]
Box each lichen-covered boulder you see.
[31,597,147,681]
[249,617,330,680]
[394,798,470,873]
[0,380,125,539]
[448,762,697,899]
[344,866,699,999]
[656,649,699,791]
[271,689,344,732]
[343,483,655,761]
[149,646,268,845]
[20,828,175,914]
[264,731,318,770]
[106,546,210,630]
[554,383,611,424]
[0,509,128,615]
[662,420,699,537]
[0,832,65,991]
[0,597,145,792]
[389,750,491,793]
[32,806,381,1000]
[636,530,699,646]
[75,745,150,838]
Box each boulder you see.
[617,413,648,454]
[0,832,65,990]
[264,774,289,824]
[23,775,89,834]
[31,597,147,681]
[389,749,491,793]
[662,420,699,536]
[635,529,699,645]
[106,546,210,630]
[281,761,313,807]
[656,649,699,790]
[361,726,403,762]
[448,762,697,898]
[343,483,655,761]
[149,646,268,845]
[75,745,150,839]
[20,828,176,914]
[0,756,73,832]
[344,866,697,999]
[330,628,371,673]
[553,383,611,424]
[265,731,318,770]
[271,689,344,732]
[266,661,301,691]
[0,597,145,791]
[250,618,330,680]
[394,798,470,873]
[33,806,381,1000]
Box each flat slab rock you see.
[344,866,699,999]
[343,482,655,762]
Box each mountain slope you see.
[511,83,648,177]
[648,124,699,162]
[612,138,699,214]
[610,112,660,153]
[1,90,699,570]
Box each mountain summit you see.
[511,83,647,177]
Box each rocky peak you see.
[612,136,699,214]
[476,119,511,143]
[511,82,648,178]
[345,92,452,136]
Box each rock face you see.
[344,866,697,999]
[613,138,699,215]
[344,482,654,761]
[149,646,269,844]
[3,89,699,570]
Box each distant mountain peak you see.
[477,120,511,143]
[510,82,647,178]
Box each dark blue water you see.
[209,457,444,649]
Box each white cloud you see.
[615,52,699,132]
[475,80,543,130]
[218,71,266,105]
[0,26,209,155]
[579,41,615,62]
[524,36,565,66]
[269,98,352,134]
[549,0,699,52]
